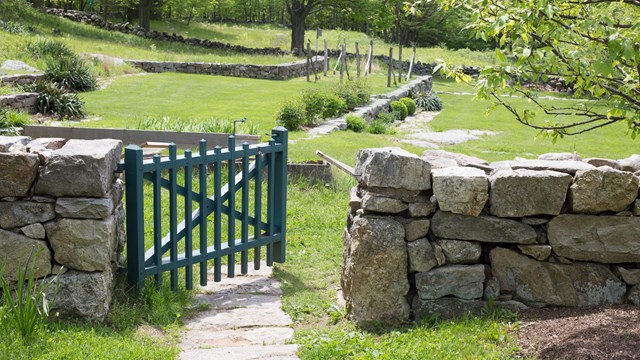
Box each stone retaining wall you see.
[343,148,640,325]
[0,93,39,113]
[0,135,124,321]
[127,57,324,80]
[0,74,44,86]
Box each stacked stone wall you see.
[0,135,124,321]
[128,57,324,80]
[343,148,640,325]
[0,92,39,113]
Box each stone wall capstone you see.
[0,135,124,321]
[342,148,640,325]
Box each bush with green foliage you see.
[300,88,325,126]
[28,81,85,119]
[390,100,408,120]
[336,79,372,110]
[26,39,75,60]
[368,119,388,134]
[345,114,367,133]
[0,19,25,34]
[321,93,347,119]
[414,91,443,111]
[400,97,417,116]
[375,111,397,124]
[275,98,307,131]
[0,107,31,133]
[45,55,97,92]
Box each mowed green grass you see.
[429,79,637,161]
[153,19,498,67]
[80,70,395,135]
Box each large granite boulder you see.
[431,211,537,244]
[0,202,55,229]
[355,147,431,191]
[415,264,485,300]
[342,215,410,325]
[35,139,122,197]
[45,217,117,272]
[490,247,626,306]
[432,167,489,216]
[569,167,639,214]
[0,229,52,281]
[44,269,114,321]
[0,152,39,197]
[489,169,572,217]
[548,215,640,263]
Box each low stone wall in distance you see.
[342,148,640,325]
[127,57,324,80]
[0,135,124,321]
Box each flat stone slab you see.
[200,275,282,296]
[180,344,299,360]
[193,293,282,310]
[181,327,294,349]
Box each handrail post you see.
[124,145,145,288]
[272,126,288,263]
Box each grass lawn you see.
[79,70,397,136]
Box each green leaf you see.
[495,48,505,62]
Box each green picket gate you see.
[120,127,288,289]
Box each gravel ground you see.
[516,305,640,359]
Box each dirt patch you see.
[516,305,640,359]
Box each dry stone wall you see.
[0,135,124,321]
[128,57,324,80]
[0,93,39,113]
[343,148,640,325]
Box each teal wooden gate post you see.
[272,127,288,263]
[123,145,145,288]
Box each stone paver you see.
[180,263,298,360]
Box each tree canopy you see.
[430,0,640,139]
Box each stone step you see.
[179,344,299,360]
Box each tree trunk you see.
[139,0,152,31]
[290,13,306,53]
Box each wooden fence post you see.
[398,44,403,83]
[340,39,346,83]
[387,47,393,87]
[368,40,373,74]
[406,43,416,81]
[356,42,360,77]
[324,39,328,76]
[306,39,311,82]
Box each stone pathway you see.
[179,263,298,360]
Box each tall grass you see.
[0,253,54,341]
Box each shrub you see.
[45,55,97,92]
[375,111,397,124]
[28,81,85,119]
[275,98,306,131]
[368,119,387,134]
[414,91,443,111]
[26,39,75,59]
[0,107,30,129]
[390,100,408,120]
[400,97,417,116]
[336,79,372,109]
[345,114,367,133]
[300,88,325,125]
[0,20,25,34]
[322,93,347,118]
